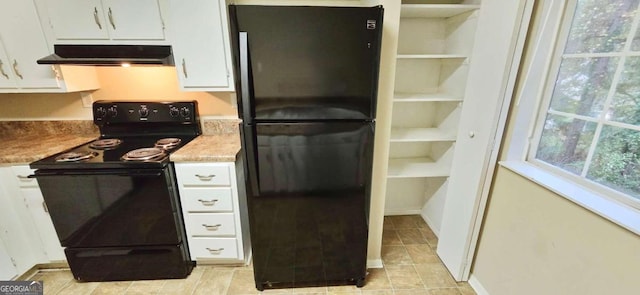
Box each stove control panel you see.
[93,101,199,125]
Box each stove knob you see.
[107,106,118,117]
[180,107,191,118]
[169,106,180,117]
[95,107,107,118]
[139,105,149,118]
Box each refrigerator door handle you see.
[239,32,253,124]
[243,124,260,196]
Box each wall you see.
[472,167,640,295]
[0,67,237,121]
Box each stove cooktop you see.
[30,135,198,169]
[30,101,201,170]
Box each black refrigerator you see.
[229,5,383,290]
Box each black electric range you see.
[29,101,201,282]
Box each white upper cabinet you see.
[103,0,165,40]
[42,0,165,43]
[0,1,60,90]
[0,0,99,93]
[168,0,234,91]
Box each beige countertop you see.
[170,134,241,163]
[1,134,97,165]
[1,133,242,165]
[0,119,242,165]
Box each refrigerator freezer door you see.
[243,121,374,288]
[231,5,383,121]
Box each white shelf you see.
[401,4,480,18]
[394,92,463,102]
[390,127,457,142]
[387,157,451,178]
[397,54,467,59]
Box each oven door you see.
[32,167,182,248]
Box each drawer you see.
[176,164,230,186]
[181,187,233,212]
[10,166,38,188]
[187,213,236,236]
[189,237,239,260]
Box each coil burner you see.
[89,138,122,150]
[121,147,167,162]
[155,138,182,150]
[55,151,98,162]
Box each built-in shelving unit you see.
[385,1,481,231]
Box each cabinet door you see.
[103,0,165,40]
[46,0,110,40]
[0,44,17,89]
[170,0,231,90]
[0,238,17,280]
[0,1,60,89]
[22,188,66,262]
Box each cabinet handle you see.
[42,201,48,213]
[93,7,102,29]
[202,223,222,231]
[198,199,219,206]
[182,58,188,78]
[195,174,215,181]
[206,247,224,254]
[12,60,22,79]
[0,59,8,79]
[108,7,116,30]
[16,175,31,180]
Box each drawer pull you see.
[198,199,219,206]
[206,247,224,254]
[17,175,31,180]
[202,223,222,231]
[195,174,216,181]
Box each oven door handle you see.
[28,171,163,178]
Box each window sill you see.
[499,161,640,236]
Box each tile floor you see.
[28,215,476,295]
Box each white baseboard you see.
[468,275,490,295]
[366,259,383,269]
[383,209,422,216]
[420,212,440,237]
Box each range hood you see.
[37,45,174,66]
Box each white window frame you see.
[501,0,640,235]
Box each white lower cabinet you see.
[9,166,66,262]
[0,165,65,277]
[188,213,236,237]
[189,238,238,260]
[175,162,250,264]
